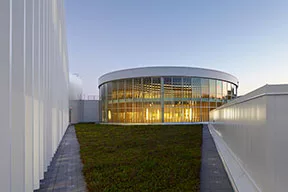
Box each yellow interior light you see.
[108,110,111,120]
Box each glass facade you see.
[100,77,237,123]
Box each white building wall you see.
[0,0,69,191]
[209,84,288,192]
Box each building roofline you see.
[98,66,239,87]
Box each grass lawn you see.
[75,124,202,192]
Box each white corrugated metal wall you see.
[0,0,69,191]
[209,85,288,192]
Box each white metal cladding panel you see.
[211,97,267,192]
[46,0,53,171]
[209,85,288,192]
[0,0,69,191]
[39,0,44,180]
[0,1,12,191]
[25,0,34,191]
[11,0,26,191]
[43,0,48,173]
[33,0,40,187]
[98,67,239,87]
[266,95,288,192]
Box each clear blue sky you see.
[66,0,288,96]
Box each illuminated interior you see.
[100,77,237,123]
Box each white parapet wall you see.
[81,100,100,123]
[209,84,288,192]
[0,0,69,191]
[70,100,100,124]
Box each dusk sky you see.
[66,0,288,97]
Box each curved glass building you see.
[99,67,238,123]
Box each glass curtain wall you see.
[100,77,237,123]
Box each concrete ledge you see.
[208,124,261,192]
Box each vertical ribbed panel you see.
[11,0,25,191]
[33,0,40,188]
[0,0,69,191]
[38,0,44,181]
[0,0,11,192]
[25,0,33,191]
